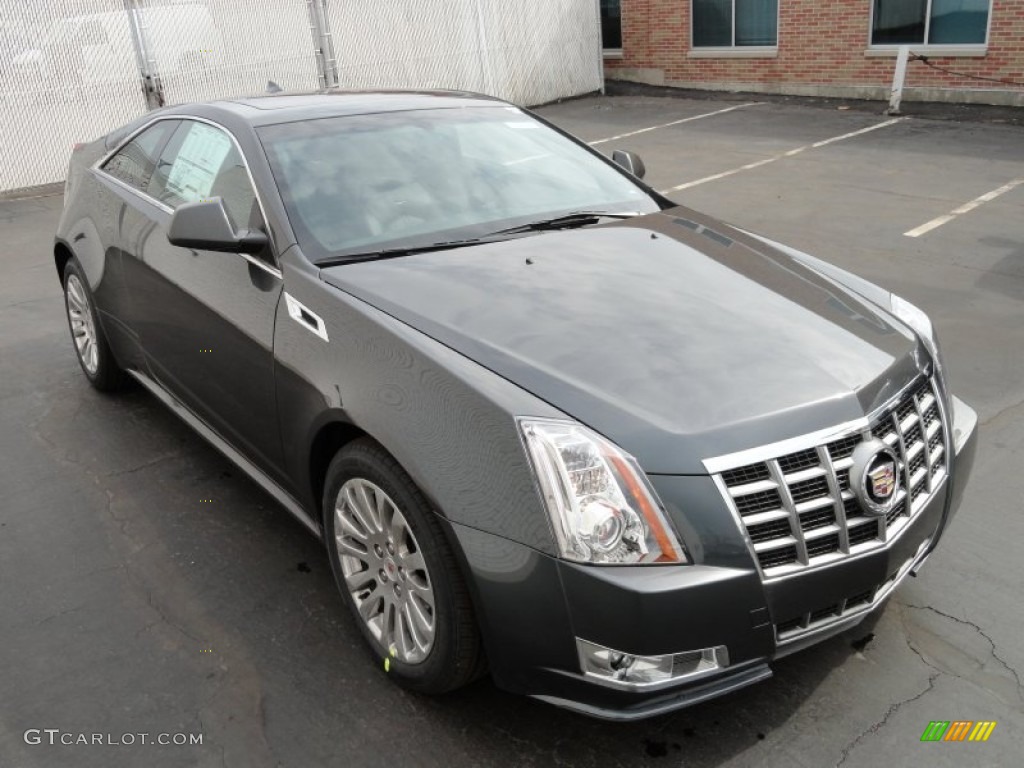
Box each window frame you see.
[867,0,992,54]
[690,0,780,54]
[601,0,624,58]
[94,115,280,276]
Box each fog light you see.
[576,639,729,689]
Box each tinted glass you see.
[601,0,622,49]
[102,121,177,191]
[150,120,258,230]
[735,0,777,46]
[693,0,732,46]
[259,107,657,261]
[872,0,927,44]
[929,0,988,44]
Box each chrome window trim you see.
[239,253,283,279]
[98,170,174,215]
[92,114,281,269]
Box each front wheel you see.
[323,438,485,693]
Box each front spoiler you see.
[532,662,773,721]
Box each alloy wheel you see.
[334,478,436,664]
[66,274,98,374]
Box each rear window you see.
[101,120,177,192]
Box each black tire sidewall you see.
[322,440,468,693]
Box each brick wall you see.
[605,0,1024,105]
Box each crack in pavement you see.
[902,602,1024,696]
[144,587,202,644]
[980,393,1024,429]
[834,671,940,768]
[105,452,182,477]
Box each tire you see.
[323,438,485,694]
[62,258,127,392]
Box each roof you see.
[208,89,507,127]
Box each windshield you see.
[257,106,659,262]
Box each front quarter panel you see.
[274,252,564,554]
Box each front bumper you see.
[447,396,977,720]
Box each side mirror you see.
[167,198,267,254]
[611,149,646,179]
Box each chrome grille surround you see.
[705,376,949,581]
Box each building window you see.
[601,0,622,50]
[692,0,778,48]
[871,0,990,46]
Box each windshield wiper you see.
[313,212,643,267]
[488,211,643,236]
[314,237,492,267]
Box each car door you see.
[119,118,286,480]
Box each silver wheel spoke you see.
[388,507,408,547]
[393,610,413,659]
[336,535,369,560]
[344,485,376,538]
[357,588,383,623]
[405,599,432,646]
[407,576,434,606]
[357,482,382,533]
[335,507,370,543]
[400,603,420,652]
[401,549,427,574]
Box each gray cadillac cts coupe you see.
[56,90,977,720]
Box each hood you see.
[321,208,926,474]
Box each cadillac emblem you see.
[850,439,901,516]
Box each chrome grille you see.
[713,378,948,579]
[774,539,930,644]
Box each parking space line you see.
[587,103,763,146]
[903,178,1024,238]
[660,118,904,193]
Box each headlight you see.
[519,419,687,564]
[890,294,944,375]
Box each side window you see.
[101,121,177,192]
[149,120,260,232]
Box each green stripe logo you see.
[921,721,950,742]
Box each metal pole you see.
[473,0,496,96]
[308,0,339,89]
[887,45,910,116]
[305,0,326,89]
[124,0,163,109]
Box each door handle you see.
[284,292,329,342]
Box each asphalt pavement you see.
[1,94,1022,767]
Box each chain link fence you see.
[0,0,603,193]
[136,0,320,105]
[0,0,148,190]
[326,0,602,106]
